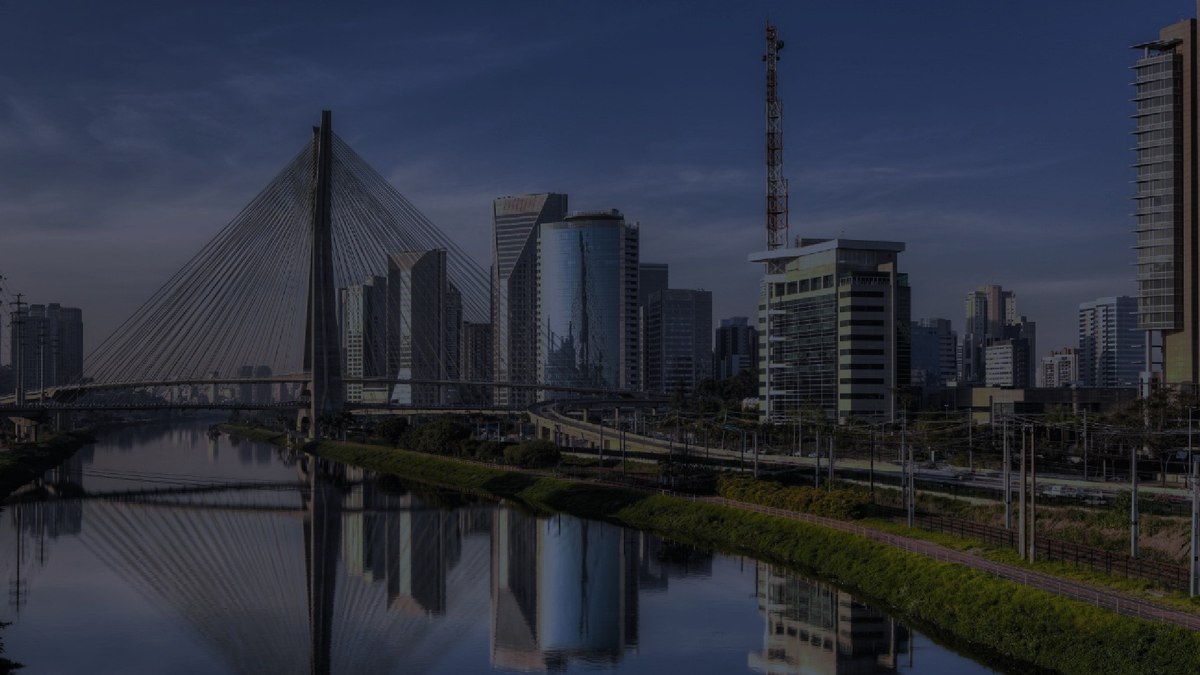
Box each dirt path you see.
[690,491,1200,631]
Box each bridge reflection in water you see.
[1,426,922,675]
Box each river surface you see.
[0,422,1008,674]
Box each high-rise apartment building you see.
[537,209,639,397]
[492,193,569,407]
[714,316,758,381]
[910,318,957,392]
[644,288,712,394]
[961,284,1035,386]
[1078,296,1142,388]
[750,239,910,422]
[1133,20,1198,387]
[985,339,1032,388]
[1037,348,1080,388]
[9,302,84,394]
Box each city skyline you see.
[0,1,1192,359]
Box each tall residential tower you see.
[1133,16,1198,388]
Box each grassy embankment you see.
[0,431,94,501]
[301,437,1200,675]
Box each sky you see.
[0,0,1195,360]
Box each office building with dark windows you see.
[1078,295,1142,388]
[750,239,909,422]
[537,209,639,397]
[644,288,712,394]
[715,316,758,381]
[491,193,569,407]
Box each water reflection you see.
[0,424,996,674]
[750,563,907,674]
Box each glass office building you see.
[537,210,638,397]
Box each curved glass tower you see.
[537,210,638,397]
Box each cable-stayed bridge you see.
[2,111,652,434]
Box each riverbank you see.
[0,431,94,501]
[300,437,1200,675]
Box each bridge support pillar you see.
[304,110,343,438]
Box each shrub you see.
[504,440,561,468]
[717,475,872,520]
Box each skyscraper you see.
[1133,20,1197,388]
[750,239,910,422]
[638,263,669,390]
[387,250,454,406]
[492,193,569,407]
[1078,296,1142,388]
[961,284,1035,386]
[714,316,758,381]
[910,318,957,393]
[644,289,712,394]
[537,209,639,397]
[340,275,388,403]
[9,302,84,394]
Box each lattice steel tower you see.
[764,22,788,255]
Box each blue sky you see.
[0,0,1194,357]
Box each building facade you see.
[1078,296,1142,388]
[1133,19,1198,387]
[910,318,957,393]
[644,288,712,394]
[492,194,569,406]
[537,210,639,397]
[961,284,1036,386]
[985,339,1032,388]
[1037,348,1080,388]
[638,263,669,391]
[750,239,910,422]
[387,250,454,406]
[714,316,758,381]
[340,275,388,403]
[460,321,494,405]
[8,303,84,395]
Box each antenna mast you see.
[764,22,788,251]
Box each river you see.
[0,421,1008,674]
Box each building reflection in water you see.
[2,433,928,675]
[748,562,908,674]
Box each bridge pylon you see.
[302,110,343,438]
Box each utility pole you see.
[1191,456,1198,597]
[37,324,45,405]
[1030,426,1037,563]
[869,429,876,498]
[827,434,834,488]
[1019,424,1027,559]
[753,431,759,479]
[815,427,821,487]
[1083,410,1089,482]
[1131,441,1140,558]
[968,413,974,473]
[12,293,26,407]
[902,420,912,526]
[1003,418,1012,529]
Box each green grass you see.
[307,439,1200,675]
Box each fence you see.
[874,505,1190,590]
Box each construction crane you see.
[764,22,788,252]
